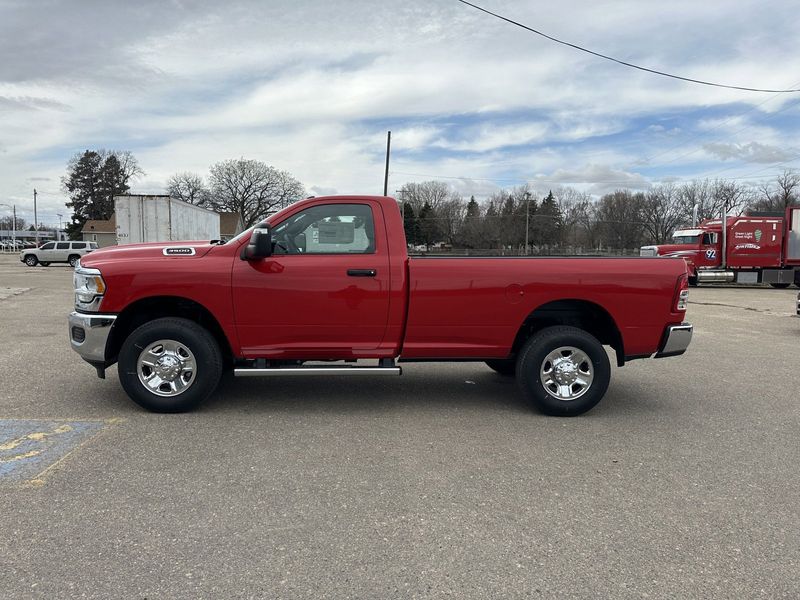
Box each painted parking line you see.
[0,419,116,486]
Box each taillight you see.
[674,273,689,312]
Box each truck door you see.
[232,201,391,358]
[699,232,720,267]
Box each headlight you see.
[74,264,106,311]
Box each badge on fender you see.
[163,247,196,256]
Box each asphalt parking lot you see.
[0,253,798,599]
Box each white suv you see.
[20,241,99,267]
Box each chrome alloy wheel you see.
[539,346,594,401]
[137,339,197,397]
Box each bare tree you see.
[167,172,210,205]
[437,195,467,245]
[98,149,144,188]
[207,159,305,227]
[751,170,800,212]
[398,181,453,214]
[712,179,751,216]
[596,190,646,250]
[641,183,684,244]
[553,186,593,246]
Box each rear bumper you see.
[68,312,116,364]
[655,323,693,358]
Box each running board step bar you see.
[234,366,402,377]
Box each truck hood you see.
[79,241,217,267]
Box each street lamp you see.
[0,203,17,250]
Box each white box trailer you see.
[115,195,220,245]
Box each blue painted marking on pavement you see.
[0,419,105,482]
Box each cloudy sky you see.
[1,0,799,226]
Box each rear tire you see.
[40,262,50,267]
[485,359,516,376]
[68,254,80,267]
[118,317,223,413]
[688,276,698,287]
[769,283,791,289]
[516,326,611,416]
[24,255,38,266]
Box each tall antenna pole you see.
[33,188,39,245]
[383,131,391,196]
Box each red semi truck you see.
[641,206,800,287]
[68,195,692,416]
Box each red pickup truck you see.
[68,195,692,416]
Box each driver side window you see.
[271,203,375,255]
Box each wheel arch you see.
[106,296,233,366]
[511,299,625,367]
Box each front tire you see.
[40,261,50,267]
[24,255,38,267]
[118,317,223,413]
[516,326,611,416]
[769,283,791,289]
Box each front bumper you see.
[68,311,116,364]
[654,323,693,358]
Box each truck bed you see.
[402,256,686,360]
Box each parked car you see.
[20,241,98,267]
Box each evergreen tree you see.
[459,196,482,248]
[98,154,129,219]
[536,190,564,247]
[62,150,142,239]
[402,202,419,246]
[418,202,440,247]
[63,151,104,239]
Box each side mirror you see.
[294,233,307,253]
[242,227,272,260]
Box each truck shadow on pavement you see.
[205,370,531,415]
[75,367,674,418]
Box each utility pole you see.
[33,188,39,246]
[57,213,63,240]
[383,131,391,196]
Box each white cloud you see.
[1,0,799,218]
[702,141,795,163]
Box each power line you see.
[390,168,795,186]
[454,0,800,93]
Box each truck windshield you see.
[671,235,700,245]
